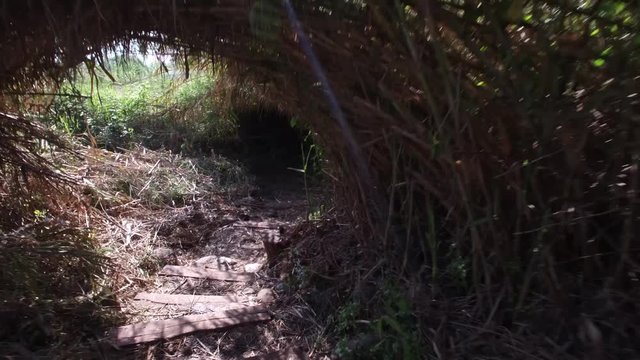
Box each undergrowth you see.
[81,145,252,208]
[334,287,422,360]
[41,56,238,154]
[0,155,115,356]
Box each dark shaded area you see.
[232,107,314,200]
[236,107,305,175]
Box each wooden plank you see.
[134,292,241,305]
[244,347,306,360]
[113,306,270,346]
[158,265,254,282]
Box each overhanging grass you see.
[0,0,639,358]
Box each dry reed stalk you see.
[0,0,639,357]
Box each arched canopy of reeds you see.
[2,1,640,357]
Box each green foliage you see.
[334,285,422,360]
[286,125,325,220]
[302,131,322,219]
[334,301,362,359]
[369,285,422,360]
[307,205,325,221]
[42,56,237,153]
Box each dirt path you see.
[98,151,320,359]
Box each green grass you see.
[333,283,423,360]
[43,56,237,154]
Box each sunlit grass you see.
[43,57,238,153]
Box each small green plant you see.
[334,291,422,360]
[308,205,325,221]
[33,209,48,222]
[369,285,422,360]
[334,285,423,360]
[288,128,324,220]
[334,301,362,359]
[446,254,469,290]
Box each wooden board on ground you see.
[131,300,245,314]
[158,265,254,282]
[134,292,241,305]
[113,305,270,346]
[244,347,306,360]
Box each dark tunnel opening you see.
[235,106,309,176]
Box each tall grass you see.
[43,56,238,154]
[316,1,640,358]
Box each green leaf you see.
[592,58,606,67]
[600,46,613,57]
[602,2,626,16]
